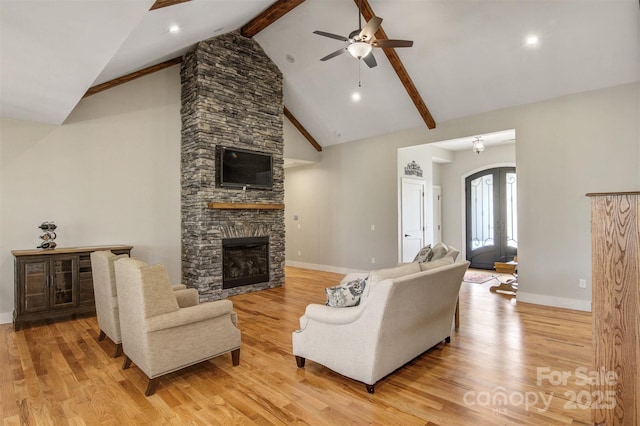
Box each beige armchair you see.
[114,258,241,396]
[90,250,195,357]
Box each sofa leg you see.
[366,384,375,394]
[113,343,123,358]
[231,348,240,366]
[445,336,451,343]
[145,378,159,396]
[98,330,106,341]
[295,356,305,368]
[122,355,132,370]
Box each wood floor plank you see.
[0,266,594,424]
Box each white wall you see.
[0,67,183,322]
[285,82,640,311]
[283,118,320,165]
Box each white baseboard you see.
[285,260,367,275]
[0,311,13,325]
[517,292,592,312]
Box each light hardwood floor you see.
[1,267,592,425]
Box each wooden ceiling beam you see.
[150,0,192,11]
[284,107,322,152]
[83,57,182,98]
[241,0,306,38]
[354,0,436,129]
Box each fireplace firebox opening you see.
[222,236,270,289]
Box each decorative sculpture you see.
[404,160,423,177]
[37,221,57,249]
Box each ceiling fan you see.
[313,0,413,68]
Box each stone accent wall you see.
[181,31,284,300]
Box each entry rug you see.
[463,271,497,284]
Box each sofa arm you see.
[300,303,365,326]
[174,288,199,307]
[171,284,187,291]
[146,299,234,333]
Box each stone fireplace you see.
[180,31,285,300]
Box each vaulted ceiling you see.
[1,0,638,148]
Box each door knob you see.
[404,234,410,237]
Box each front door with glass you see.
[465,167,517,269]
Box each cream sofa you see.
[292,258,469,393]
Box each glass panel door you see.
[470,173,494,251]
[466,167,517,269]
[23,259,49,313]
[505,171,518,249]
[51,257,77,308]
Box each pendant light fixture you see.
[472,136,485,154]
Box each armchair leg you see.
[122,355,132,370]
[98,330,106,341]
[231,348,240,366]
[145,378,159,396]
[113,343,123,358]
[366,384,375,394]
[445,336,451,343]
[295,356,305,368]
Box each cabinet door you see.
[20,258,50,313]
[50,256,77,308]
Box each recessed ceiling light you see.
[285,54,295,63]
[526,35,539,46]
[169,25,180,34]
[351,92,361,102]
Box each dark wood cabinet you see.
[13,245,132,330]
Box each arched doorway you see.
[465,167,517,269]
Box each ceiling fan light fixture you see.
[347,42,372,59]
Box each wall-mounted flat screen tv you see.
[219,147,273,189]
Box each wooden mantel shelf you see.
[208,202,285,210]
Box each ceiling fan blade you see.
[358,16,382,41]
[320,47,347,61]
[362,51,377,68]
[372,39,414,48]
[313,30,349,42]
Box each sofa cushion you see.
[325,278,367,307]
[413,244,433,263]
[420,256,454,271]
[430,242,449,261]
[369,262,421,284]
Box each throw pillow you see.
[430,242,449,261]
[325,278,367,307]
[413,244,433,263]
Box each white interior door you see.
[433,186,442,244]
[401,178,425,262]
